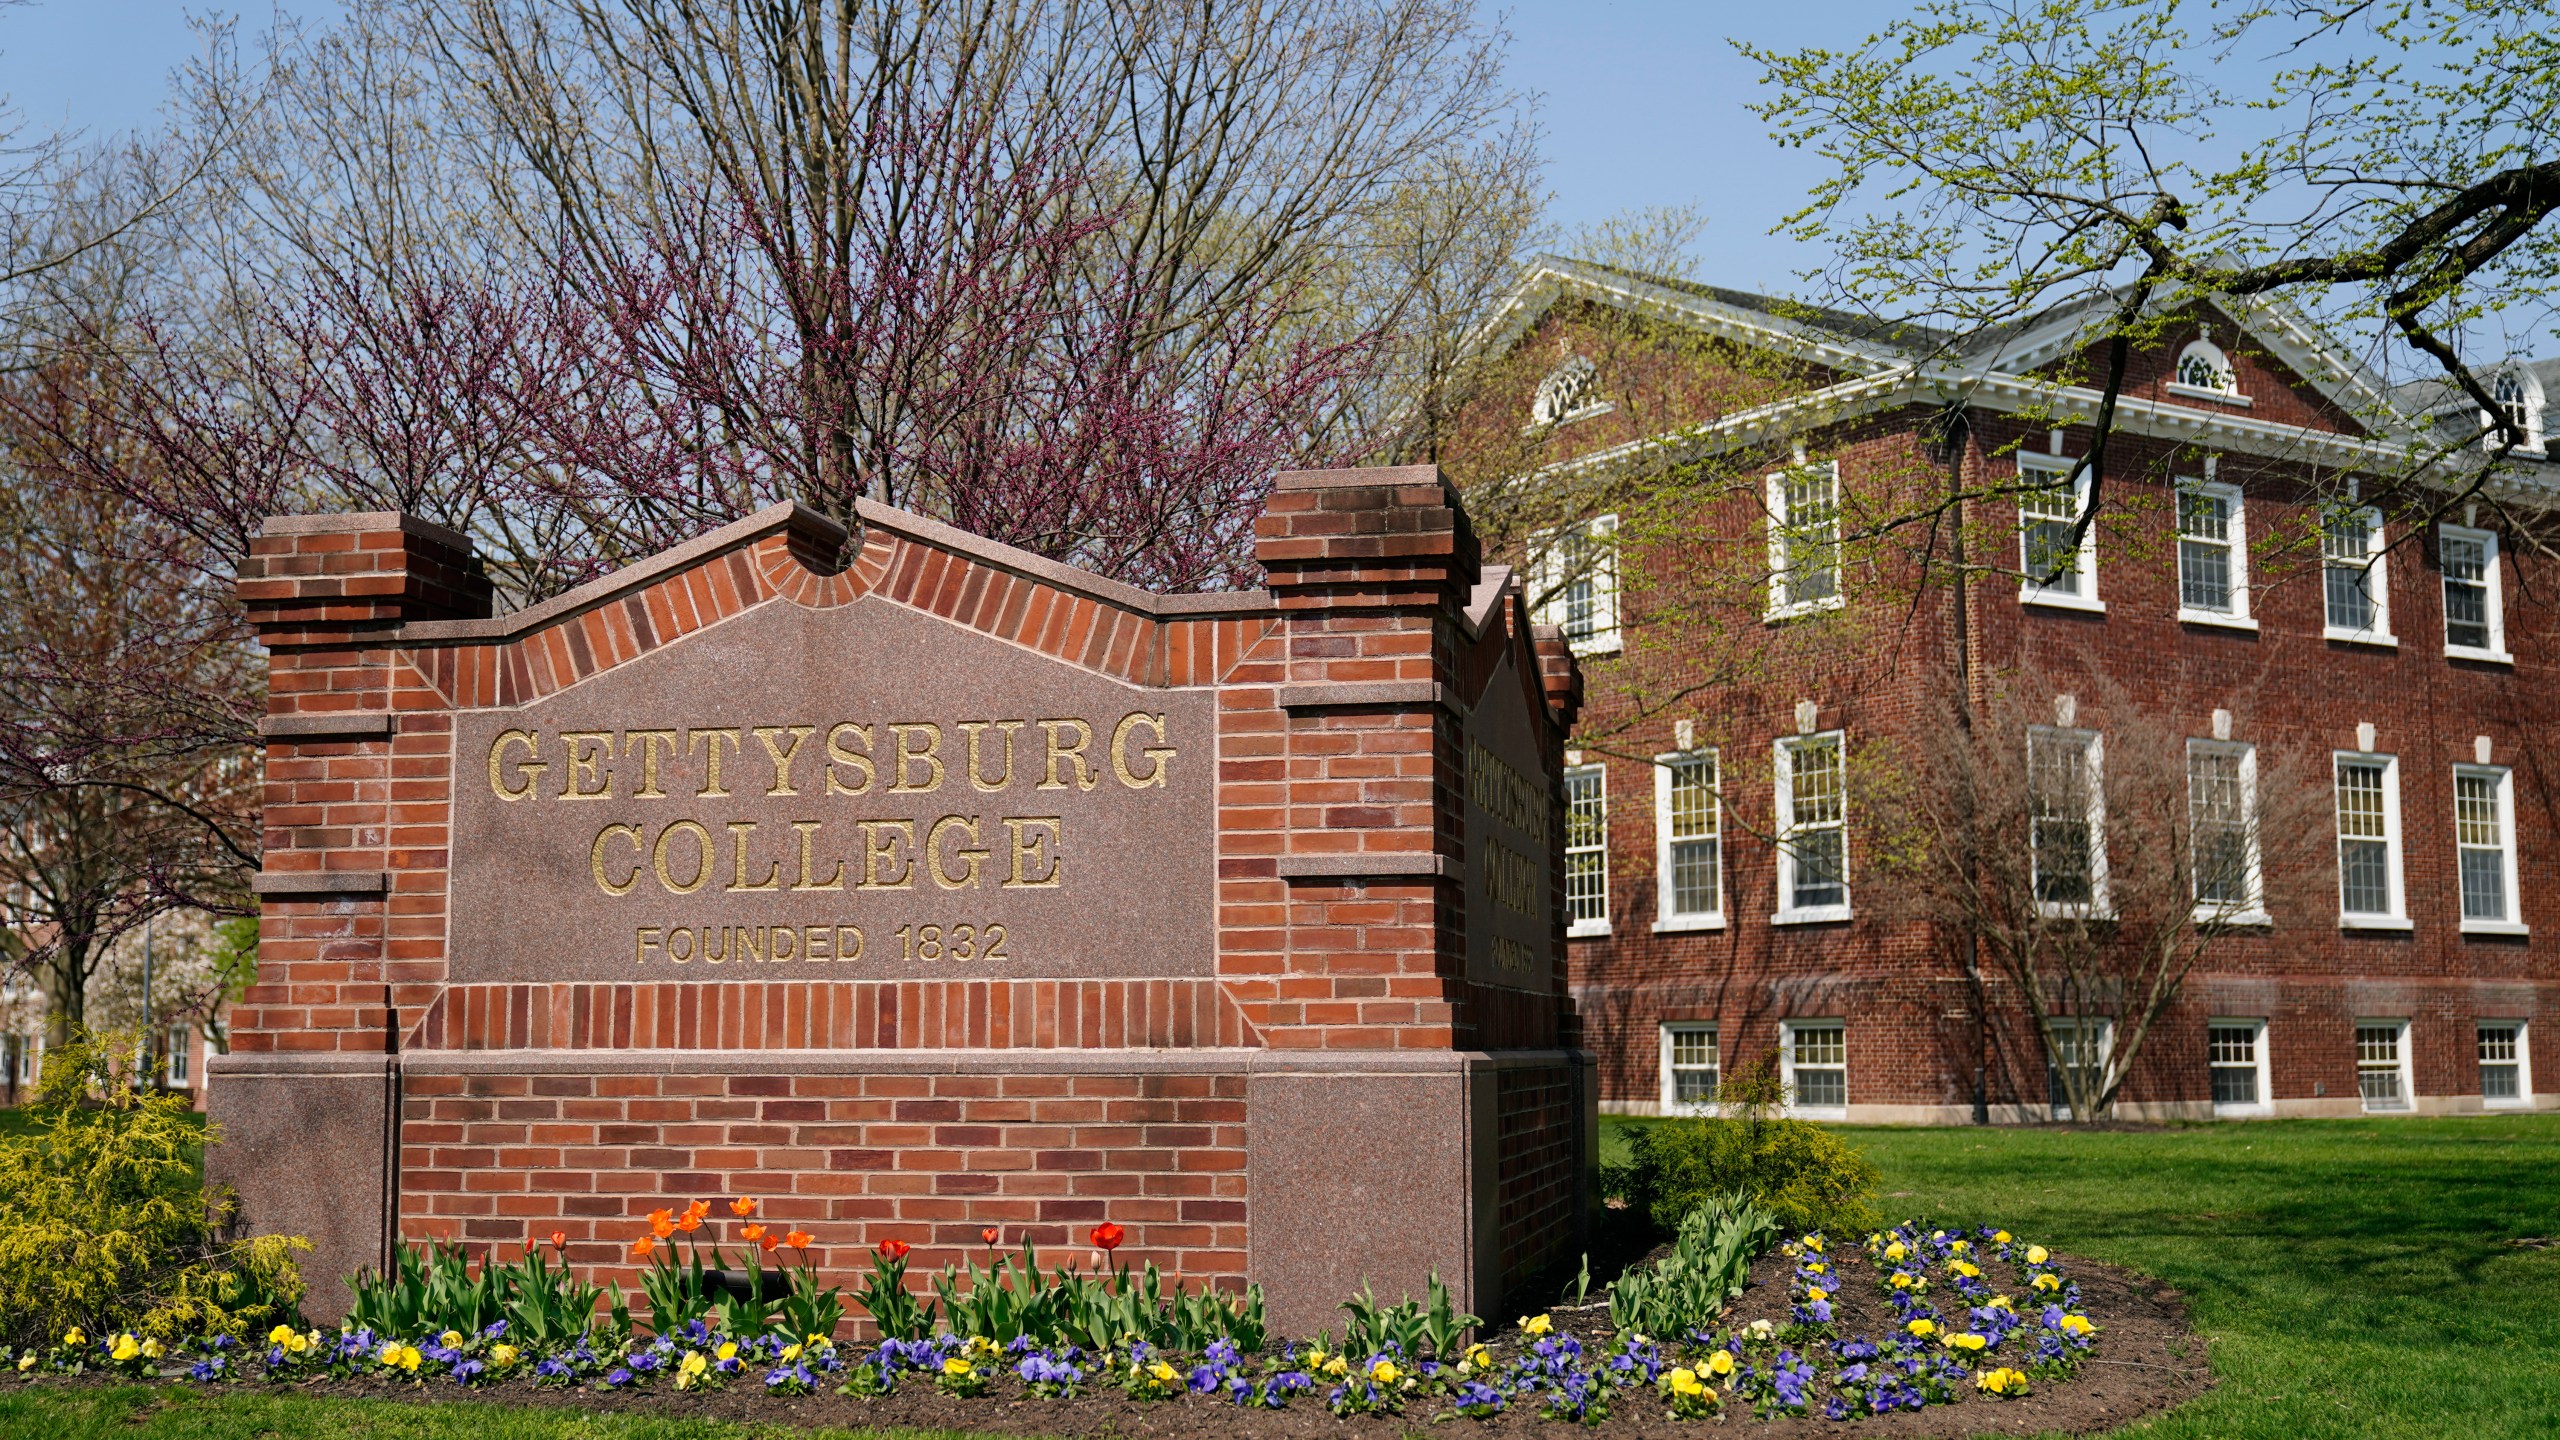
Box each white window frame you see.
[2333,751,2409,930]
[2166,337,2249,406]
[2321,505,2394,647]
[2437,524,2511,664]
[2173,478,2255,628]
[1532,515,1622,657]
[1765,460,1846,621]
[2207,1018,2272,1118]
[1652,749,1724,932]
[2043,1017,2115,1120]
[2016,454,2103,612]
[164,1024,192,1089]
[1528,354,1611,429]
[2356,1019,2414,1114]
[2028,725,2110,918]
[2483,367,2545,454]
[1780,1019,1849,1119]
[1563,762,1610,938]
[1659,1022,1720,1114]
[2452,764,2527,936]
[2188,740,2268,924]
[1773,731,1852,924]
[2478,1019,2532,1108]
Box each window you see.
[2170,335,2240,399]
[2484,368,2544,452]
[2209,1020,2270,1115]
[2321,506,2391,642]
[1564,763,1609,936]
[1653,750,1723,929]
[164,1025,192,1089]
[2454,766,2523,933]
[2044,1018,2113,1120]
[1766,461,1844,618]
[1533,515,1621,657]
[2189,741,2263,920]
[2356,1021,2412,1113]
[2479,1021,2530,1107]
[2017,456,2100,609]
[1775,732,1850,921]
[2334,753,2406,926]
[2028,727,2106,913]
[2438,525,2509,661]
[2175,481,2251,624]
[1783,1020,1848,1116]
[1661,1024,1719,1111]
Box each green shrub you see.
[0,1028,307,1347]
[1620,1053,1881,1237]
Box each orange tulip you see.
[647,1207,673,1227]
[683,1199,711,1222]
[631,1235,656,1260]
[549,1231,568,1250]
[759,1232,781,1253]
[728,1198,757,1218]
[676,1213,702,1233]
[742,1224,766,1243]
[652,1216,675,1239]
[786,1230,814,1250]
[981,1227,1001,1246]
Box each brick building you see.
[1453,257,2560,1123]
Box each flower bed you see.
[0,1212,2208,1437]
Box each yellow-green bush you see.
[0,1029,306,1347]
[1616,1053,1882,1237]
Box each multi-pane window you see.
[2208,1020,2268,1113]
[1776,732,1850,918]
[2439,525,2507,659]
[1536,516,1621,657]
[1784,1020,1848,1114]
[2479,1022,2528,1106]
[2176,482,2248,621]
[1564,763,1609,934]
[2044,1018,2111,1119]
[2334,754,2404,922]
[2028,727,2104,911]
[2321,507,2389,640]
[2486,369,2543,451]
[1767,462,1843,617]
[2173,338,2237,395]
[164,1026,191,1089]
[2017,457,2097,605]
[2454,766,2520,928]
[2357,1021,2412,1112]
[2189,742,2260,916]
[1655,751,1722,926]
[1662,1024,1719,1109]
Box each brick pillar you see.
[213,513,491,1318]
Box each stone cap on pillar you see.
[1530,623,1585,732]
[237,512,495,645]
[1253,464,1481,612]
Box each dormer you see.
[2485,366,2545,456]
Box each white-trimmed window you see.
[2334,752,2407,927]
[2438,525,2509,662]
[2208,1019,2271,1116]
[2175,480,2251,625]
[2321,506,2392,644]
[2017,455,2100,609]
[1531,354,1609,428]
[1775,731,1851,922]
[2028,726,2107,914]
[2485,368,2544,453]
[1766,461,1844,619]
[164,1025,192,1089]
[1782,1020,1848,1117]
[2356,1020,2413,1113]
[1564,763,1609,936]
[1534,516,1621,657]
[2189,741,2265,922]
[2454,765,2524,934]
[2169,334,2242,401]
[1653,750,1723,930]
[2044,1017,2113,1119]
[1661,1023,1719,1111]
[2479,1021,2530,1107]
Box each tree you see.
[1868,661,2330,1120]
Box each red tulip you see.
[981,1227,1001,1246]
[548,1231,568,1250]
[878,1238,912,1260]
[1090,1222,1125,1252]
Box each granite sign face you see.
[449,601,1216,984]
[1463,652,1554,988]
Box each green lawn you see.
[0,1386,980,1440]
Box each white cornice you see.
[1473,256,1911,380]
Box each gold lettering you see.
[889,722,946,793]
[805,924,833,961]
[1111,712,1172,789]
[559,731,615,799]
[753,724,816,796]
[824,722,877,796]
[667,927,696,962]
[1003,815,1064,888]
[652,820,713,894]
[624,730,680,798]
[591,823,644,896]
[959,720,1024,792]
[1038,719,1098,791]
[860,819,917,889]
[635,926,663,965]
[838,924,865,962]
[927,815,988,890]
[488,729,545,801]
[769,926,797,962]
[687,728,744,797]
[703,927,729,964]
[790,819,846,891]
[737,926,766,963]
[726,820,783,892]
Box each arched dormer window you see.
[2170,327,2240,400]
[2486,368,2545,454]
[1531,353,1609,428]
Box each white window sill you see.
[2020,589,2106,614]
[1772,905,1854,926]
[2484,1098,2535,1110]
[2196,907,2272,927]
[1566,921,1613,940]
[1565,633,1624,658]
[2340,914,2414,931]
[2362,1103,2414,1116]
[2461,919,2531,937]
[2212,1104,2273,1119]
[1764,594,1848,624]
[2036,902,2115,921]
[2445,643,2514,666]
[2178,608,2258,631]
[2165,381,2252,408]
[1784,1107,1849,1122]
[2324,626,2398,649]
[1652,915,1728,934]
[1520,402,1615,436]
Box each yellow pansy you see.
[2061,1314,2097,1336]
[1906,1319,1937,1338]
[379,1343,421,1372]
[2026,1245,2049,1265]
[717,1341,739,1362]
[1884,1242,1907,1262]
[1322,1355,1349,1377]
[1931,1230,1947,1241]
[268,1324,298,1346]
[1945,1332,1988,1352]
[1463,1343,1492,1370]
[781,1344,802,1362]
[1951,1261,1981,1279]
[1805,1234,1824,1252]
[1993,1230,2013,1244]
[440,1330,463,1348]
[943,1356,974,1376]
[16,1355,36,1372]
[1370,1359,1401,1384]
[1989,1295,2013,1311]
[1668,1367,1703,1396]
[1977,1366,2027,1395]
[284,1332,312,1355]
[2032,1273,2063,1292]
[1149,1361,1178,1383]
[140,1339,164,1360]
[1890,1273,1915,1290]
[1949,1238,1969,1253]
[490,1344,518,1366]
[1520,1313,1553,1336]
[677,1351,708,1389]
[110,1334,141,1363]
[1805,1261,1828,1274]
[1805,1286,1829,1303]
[1705,1350,1735,1376]
[63,1328,84,1347]
[807,1334,829,1348]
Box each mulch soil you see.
[12,1246,2212,1438]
